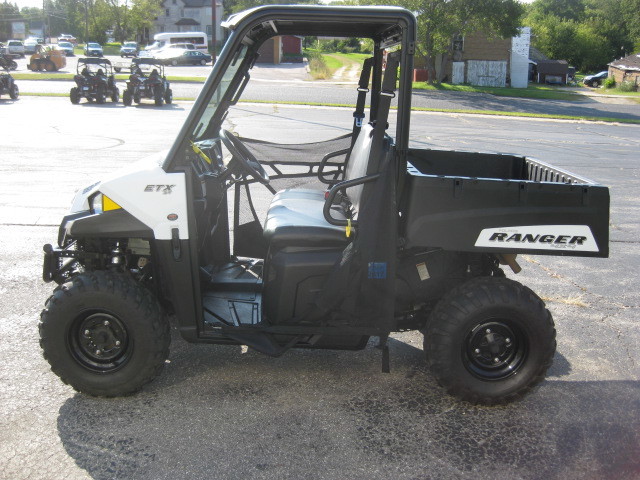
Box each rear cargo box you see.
[401,148,609,257]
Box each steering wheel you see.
[218,129,270,184]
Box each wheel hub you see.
[70,312,130,371]
[464,320,526,380]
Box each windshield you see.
[191,43,250,142]
[124,42,137,48]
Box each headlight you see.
[90,193,122,214]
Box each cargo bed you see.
[401,148,609,257]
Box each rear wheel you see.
[154,85,164,106]
[423,277,556,405]
[44,59,55,71]
[39,271,170,397]
[123,89,132,106]
[70,86,80,104]
[9,84,19,100]
[171,59,178,66]
[111,87,119,103]
[96,85,106,104]
[592,79,601,87]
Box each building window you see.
[165,8,169,16]
[206,25,212,35]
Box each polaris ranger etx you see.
[40,6,610,405]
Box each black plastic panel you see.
[402,149,610,257]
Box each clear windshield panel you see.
[191,43,250,142]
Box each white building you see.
[154,0,223,47]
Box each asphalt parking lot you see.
[0,97,639,479]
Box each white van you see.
[145,32,208,54]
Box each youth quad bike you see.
[0,53,17,71]
[0,56,19,99]
[40,6,610,405]
[122,58,172,106]
[70,58,119,104]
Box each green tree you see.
[376,0,524,83]
[526,0,639,72]
[224,0,320,17]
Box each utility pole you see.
[211,0,216,60]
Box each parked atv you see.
[40,6,610,406]
[0,54,17,71]
[70,58,119,104]
[122,58,172,106]
[0,56,19,99]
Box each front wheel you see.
[9,84,19,100]
[111,87,119,103]
[423,277,556,405]
[122,89,132,106]
[69,86,79,104]
[164,88,172,104]
[39,271,171,397]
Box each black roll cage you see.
[162,5,416,173]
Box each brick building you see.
[608,53,640,88]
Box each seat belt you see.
[369,52,400,171]
[352,57,373,139]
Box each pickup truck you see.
[39,5,609,405]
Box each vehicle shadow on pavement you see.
[55,334,640,480]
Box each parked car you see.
[58,41,75,57]
[583,71,608,87]
[120,41,138,58]
[24,37,43,54]
[58,34,77,45]
[6,40,25,58]
[157,49,212,66]
[84,42,103,57]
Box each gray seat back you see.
[343,124,374,216]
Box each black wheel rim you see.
[463,319,527,380]
[69,312,131,372]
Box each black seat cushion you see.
[263,189,349,248]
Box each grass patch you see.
[13,73,206,83]
[413,82,582,101]
[16,93,640,124]
[304,50,332,80]
[322,54,343,72]
[603,88,640,98]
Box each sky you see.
[12,0,537,9]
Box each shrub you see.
[618,81,638,92]
[603,77,616,89]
